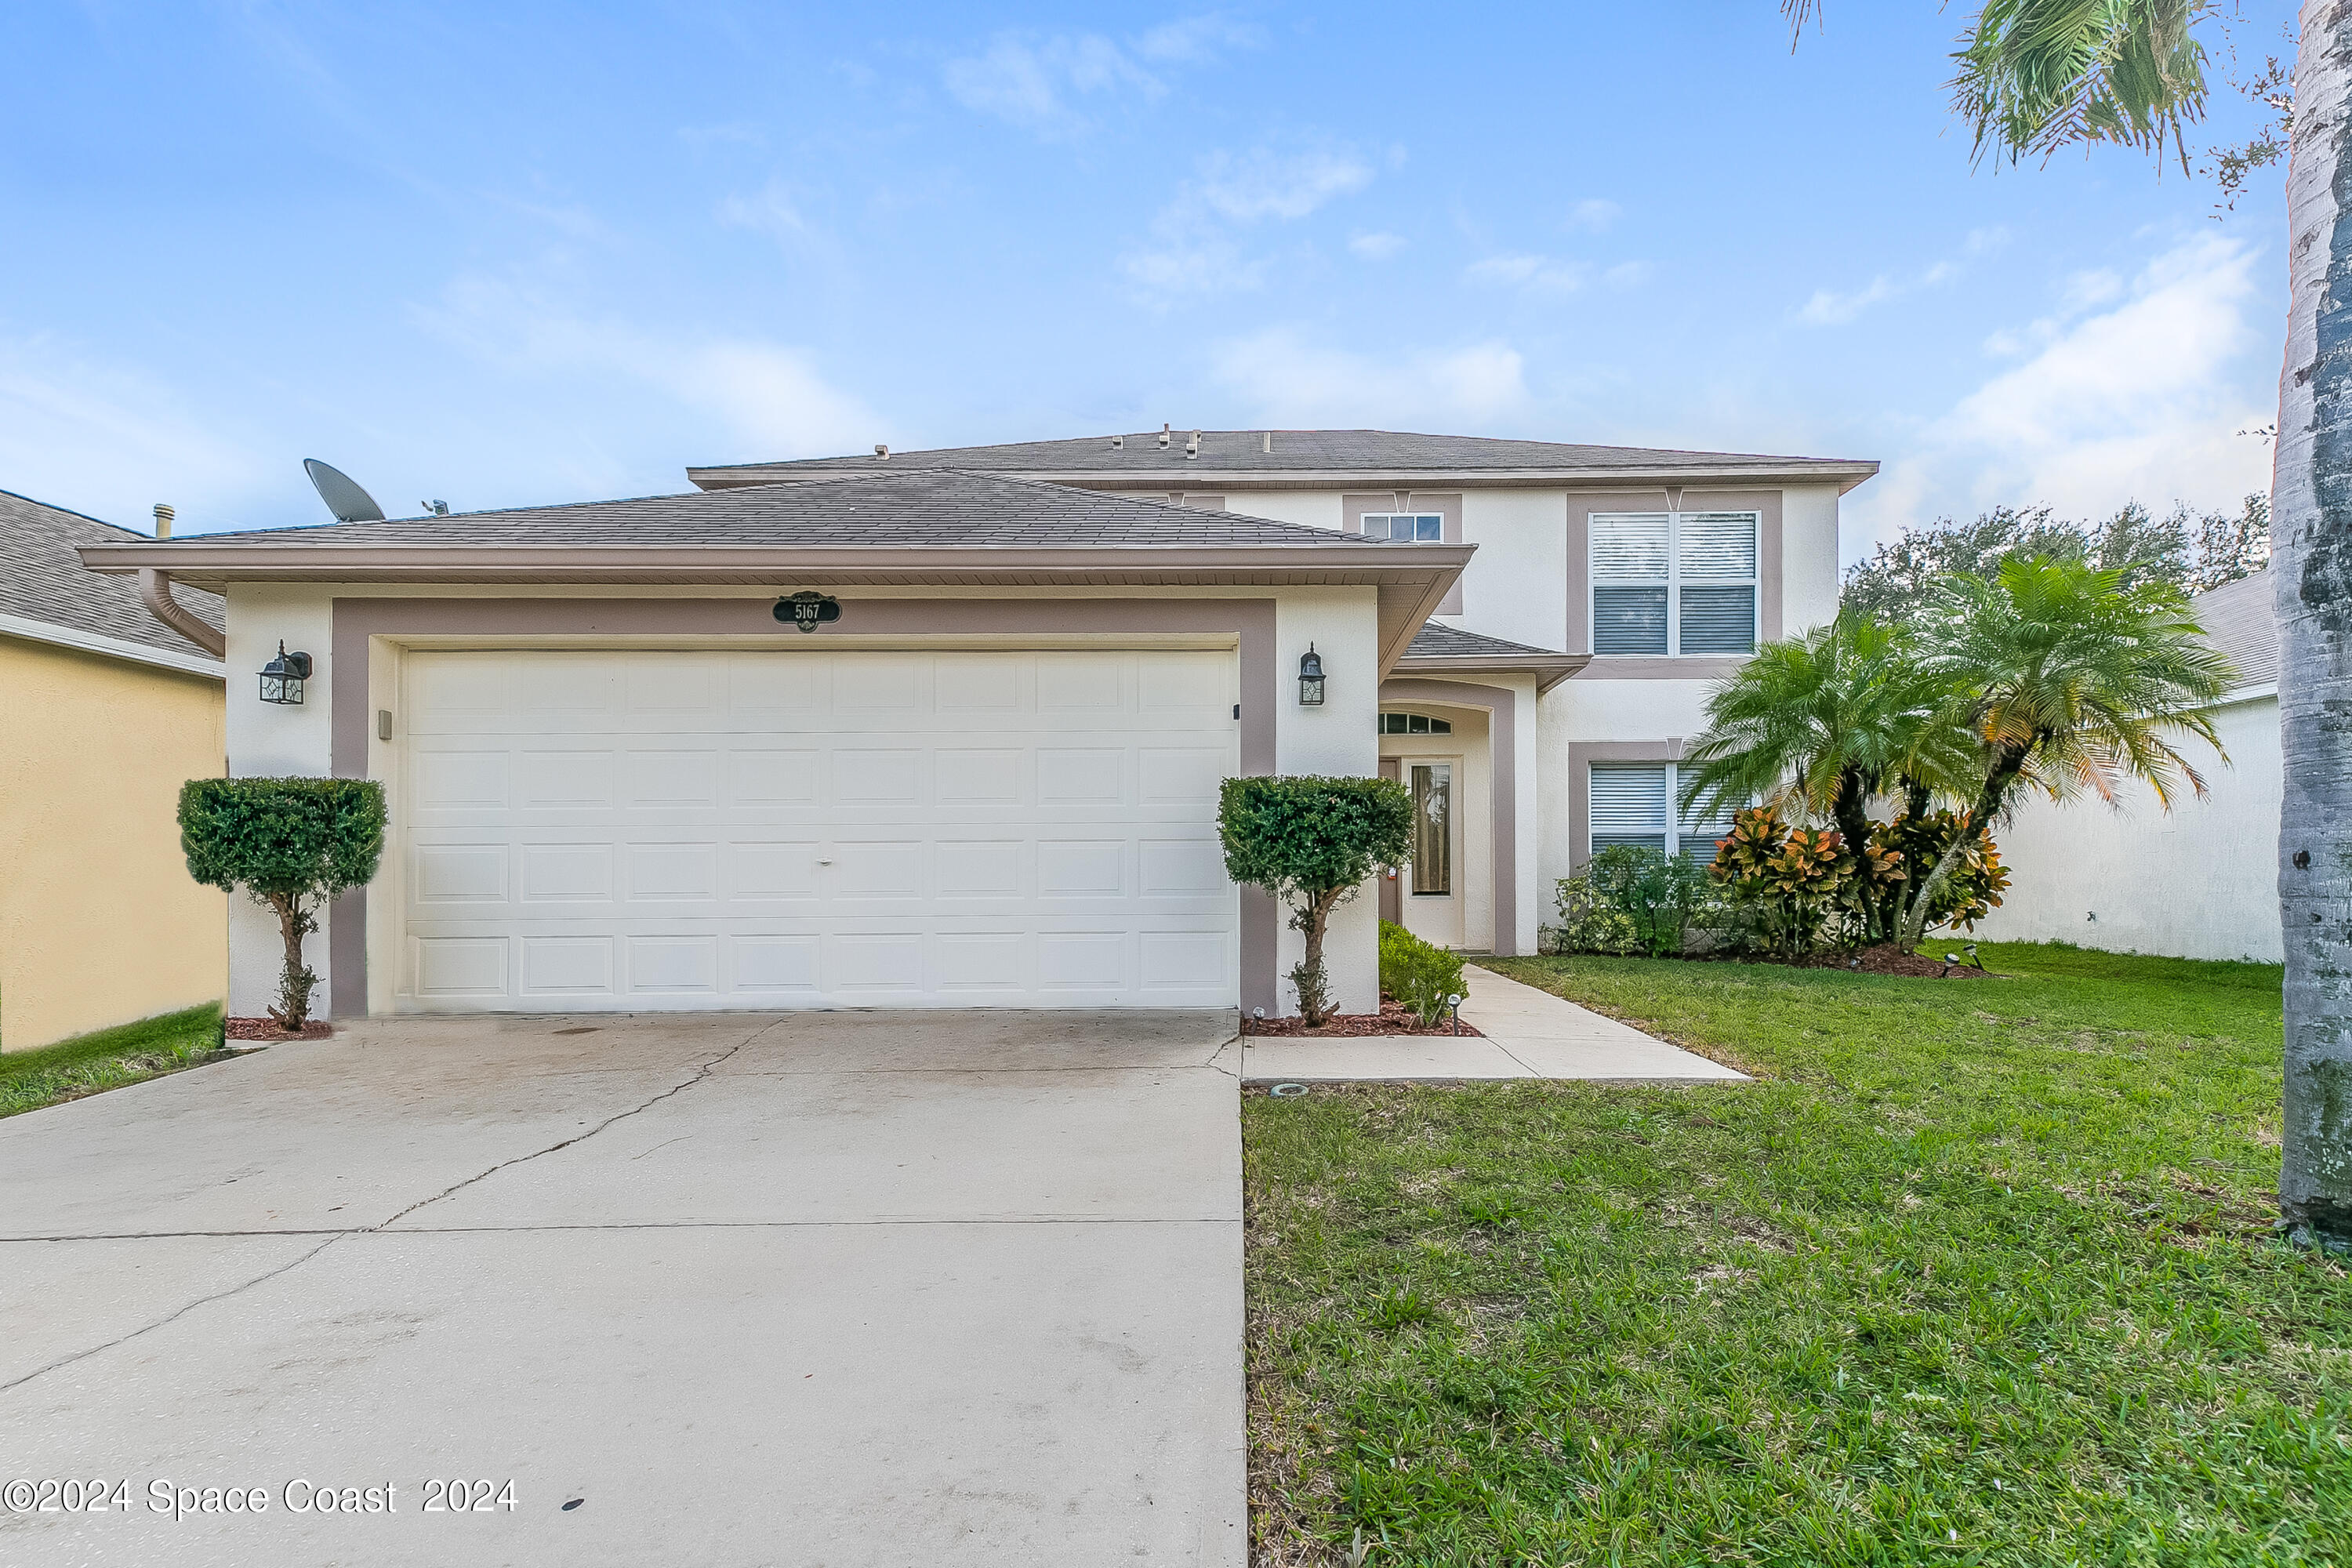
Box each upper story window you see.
[1590,510,1759,655]
[1377,712,1453,735]
[1362,512,1443,542]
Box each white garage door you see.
[396,648,1240,1011]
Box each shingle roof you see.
[0,488,223,659]
[689,429,1875,483]
[176,468,1366,549]
[1403,623,1564,660]
[2196,569,2276,689]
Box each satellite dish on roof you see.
[303,459,386,523]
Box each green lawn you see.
[1245,944,2351,1566]
[0,1004,234,1120]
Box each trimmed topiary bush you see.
[178,777,387,1030]
[1218,775,1413,1025]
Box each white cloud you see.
[1602,260,1650,288]
[1194,148,1371,221]
[1134,13,1265,63]
[717,180,816,248]
[1797,245,1983,327]
[1566,198,1621,233]
[942,16,1256,134]
[1796,274,1901,327]
[1852,234,2274,548]
[1121,145,1374,297]
[0,333,273,533]
[416,278,883,459]
[1350,231,1406,260]
[1465,252,1587,296]
[1209,328,1529,425]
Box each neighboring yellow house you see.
[1,488,227,1050]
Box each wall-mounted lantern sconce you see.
[1297,644,1327,706]
[259,641,313,705]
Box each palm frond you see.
[1950,0,2213,172]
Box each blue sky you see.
[0,2,2297,557]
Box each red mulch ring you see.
[1784,943,1992,978]
[1243,1000,1484,1038]
[225,1017,335,1040]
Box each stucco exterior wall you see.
[1971,693,2282,963]
[0,636,226,1049]
[1536,675,1719,895]
[1780,484,1843,637]
[223,584,337,1017]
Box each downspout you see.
[140,568,226,659]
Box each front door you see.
[1400,757,1463,949]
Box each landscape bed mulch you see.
[225,1017,336,1041]
[1242,1000,1483,1038]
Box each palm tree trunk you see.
[1829,769,1882,942]
[1898,750,2026,951]
[2272,2,2352,1250]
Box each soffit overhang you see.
[78,541,1472,677]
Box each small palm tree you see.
[1899,556,2234,948]
[1679,615,1967,942]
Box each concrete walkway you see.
[1242,964,1748,1084]
[0,1011,1245,1568]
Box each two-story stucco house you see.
[79,430,1874,1022]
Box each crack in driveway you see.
[0,1018,782,1399]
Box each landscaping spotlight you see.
[1446,992,1463,1036]
[258,641,312,705]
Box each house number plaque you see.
[775,592,843,633]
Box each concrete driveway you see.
[0,1011,1244,1566]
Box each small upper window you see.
[1377,712,1452,735]
[1361,513,1443,543]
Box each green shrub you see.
[1548,876,1642,956]
[1580,845,1717,957]
[1219,775,1413,1025]
[179,777,387,1029]
[1378,920,1465,1026]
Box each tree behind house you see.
[1844,495,2273,624]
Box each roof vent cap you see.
[1112,433,1123,448]
[152,503,174,540]
[1186,430,1200,459]
[1158,424,1170,448]
[874,444,889,459]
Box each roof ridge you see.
[0,486,146,538]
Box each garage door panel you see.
[832,748,923,805]
[518,843,614,902]
[728,750,820,805]
[520,935,615,995]
[397,648,1237,1011]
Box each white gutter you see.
[0,610,227,679]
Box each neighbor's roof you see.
[688,430,1879,492]
[120,468,1369,550]
[2196,569,2276,690]
[0,488,224,670]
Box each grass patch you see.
[1246,943,2351,1566]
[0,1004,234,1119]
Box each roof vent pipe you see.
[1261,432,1271,454]
[1186,430,1200,459]
[1159,424,1170,448]
[152,503,174,540]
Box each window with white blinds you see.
[1589,510,1759,655]
[1588,763,1737,862]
